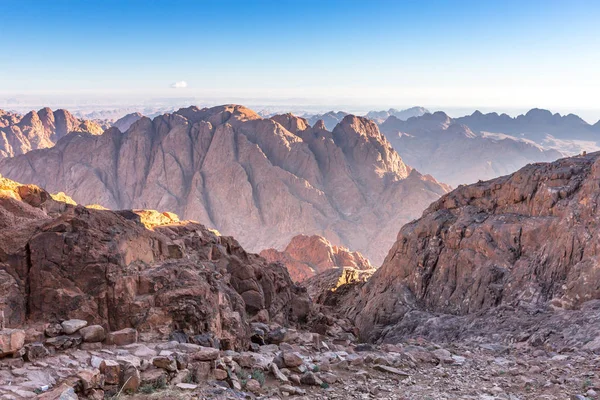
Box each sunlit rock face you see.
[0,104,449,264]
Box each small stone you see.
[189,346,219,361]
[24,342,49,361]
[100,360,120,385]
[79,325,105,343]
[120,363,141,392]
[433,349,454,364]
[61,319,88,334]
[283,352,303,368]
[214,368,228,380]
[300,371,323,386]
[45,335,82,350]
[107,328,138,346]
[37,383,77,400]
[44,324,63,338]
[77,369,103,391]
[176,383,198,390]
[270,362,289,382]
[245,378,261,393]
[373,364,410,378]
[153,355,177,372]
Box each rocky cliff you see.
[0,108,103,158]
[350,152,600,342]
[0,175,310,350]
[260,234,373,282]
[0,104,449,264]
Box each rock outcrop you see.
[350,152,600,342]
[0,108,103,158]
[0,104,449,264]
[260,235,373,282]
[380,112,563,186]
[0,175,310,351]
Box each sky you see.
[1,0,600,117]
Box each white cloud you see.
[170,81,188,89]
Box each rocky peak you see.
[260,234,373,282]
[270,113,310,135]
[312,119,326,130]
[332,115,409,182]
[112,112,143,132]
[0,108,103,158]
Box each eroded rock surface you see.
[0,176,310,351]
[260,235,373,282]
[0,108,103,158]
[350,152,600,342]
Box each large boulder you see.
[351,152,600,342]
[0,177,312,350]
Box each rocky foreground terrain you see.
[3,154,600,399]
[0,105,449,265]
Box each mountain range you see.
[0,105,449,265]
[0,108,103,158]
[379,111,565,186]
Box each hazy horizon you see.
[2,0,600,117]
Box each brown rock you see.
[261,234,374,282]
[44,324,63,338]
[0,107,103,158]
[107,328,137,346]
[120,363,140,393]
[79,325,105,343]
[214,368,228,380]
[189,346,219,361]
[191,361,212,381]
[153,355,177,372]
[24,342,49,361]
[0,175,311,351]
[282,352,304,368]
[352,153,600,343]
[37,383,78,400]
[0,329,25,357]
[77,368,103,391]
[245,378,261,393]
[100,359,120,385]
[61,319,88,334]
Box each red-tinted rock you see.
[261,234,373,282]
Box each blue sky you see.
[1,0,600,111]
